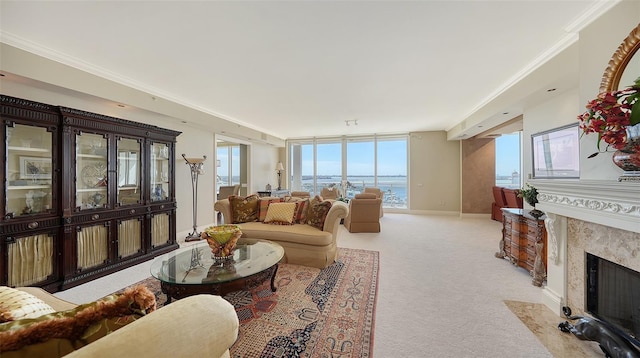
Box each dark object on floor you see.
[558,306,640,358]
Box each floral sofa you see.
[0,286,239,358]
[214,194,349,269]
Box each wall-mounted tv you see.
[531,123,580,179]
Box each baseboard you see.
[542,287,564,316]
[459,213,491,219]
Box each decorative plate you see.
[81,162,107,188]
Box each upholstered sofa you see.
[214,196,349,269]
[1,287,239,358]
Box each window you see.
[495,132,521,189]
[288,135,408,209]
[216,144,240,187]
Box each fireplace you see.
[530,180,640,318]
[586,253,640,347]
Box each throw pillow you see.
[264,202,297,225]
[294,198,310,224]
[0,285,156,354]
[229,194,260,223]
[258,197,283,222]
[306,195,332,230]
[0,287,56,323]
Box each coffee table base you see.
[161,264,279,303]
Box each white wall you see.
[577,1,640,180]
[409,131,460,213]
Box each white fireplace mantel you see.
[532,179,640,234]
[529,179,640,315]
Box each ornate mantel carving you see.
[532,180,640,234]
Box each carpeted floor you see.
[115,247,379,358]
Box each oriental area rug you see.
[115,247,379,358]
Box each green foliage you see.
[518,183,538,207]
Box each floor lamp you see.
[183,154,207,242]
[276,162,284,190]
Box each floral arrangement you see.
[578,76,640,156]
[200,224,242,258]
[517,183,538,207]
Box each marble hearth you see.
[532,180,640,316]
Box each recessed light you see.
[503,112,509,115]
[478,125,483,128]
[0,74,5,77]
[547,88,557,92]
[117,104,125,108]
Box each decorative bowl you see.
[201,224,242,258]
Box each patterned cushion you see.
[264,202,297,225]
[0,287,55,323]
[294,199,310,224]
[229,194,260,223]
[305,195,332,230]
[258,197,283,222]
[0,285,155,355]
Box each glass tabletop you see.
[150,238,284,285]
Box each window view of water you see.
[299,175,408,208]
[495,133,522,189]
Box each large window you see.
[288,135,408,208]
[216,144,240,188]
[495,132,521,189]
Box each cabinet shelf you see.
[77,188,108,193]
[7,146,50,153]
[77,153,107,159]
[8,185,51,190]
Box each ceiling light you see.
[345,119,358,126]
[547,88,557,92]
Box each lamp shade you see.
[276,162,284,171]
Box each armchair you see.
[343,193,382,233]
[491,186,507,222]
[320,187,340,200]
[363,187,384,217]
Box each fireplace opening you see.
[586,253,640,348]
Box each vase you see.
[612,125,640,182]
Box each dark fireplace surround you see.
[586,253,640,348]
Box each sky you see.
[495,133,521,177]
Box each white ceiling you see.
[0,1,612,140]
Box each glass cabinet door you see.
[76,133,108,210]
[150,142,170,202]
[117,138,141,205]
[5,123,54,218]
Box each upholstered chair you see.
[217,185,240,201]
[217,185,240,223]
[290,191,311,199]
[491,186,507,222]
[320,187,340,200]
[344,193,382,233]
[363,187,384,217]
[503,188,523,209]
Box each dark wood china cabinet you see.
[1,95,181,292]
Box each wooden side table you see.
[495,208,547,286]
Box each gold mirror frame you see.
[600,23,640,93]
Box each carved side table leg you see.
[495,238,506,259]
[531,240,546,287]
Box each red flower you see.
[578,83,639,153]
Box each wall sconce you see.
[345,119,358,126]
[276,162,285,190]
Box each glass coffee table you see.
[150,238,284,303]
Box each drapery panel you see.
[118,219,142,258]
[77,225,108,270]
[8,234,54,287]
[151,213,169,247]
